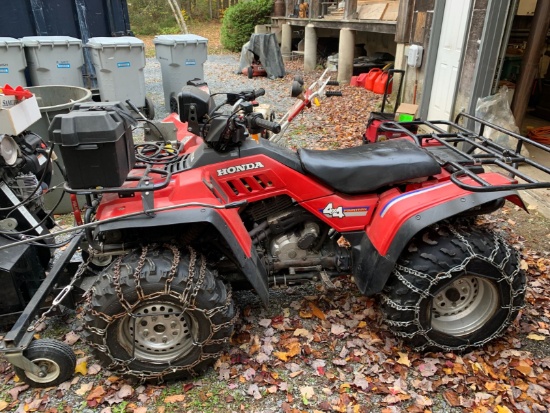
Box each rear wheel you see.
[83,245,236,381]
[380,222,525,352]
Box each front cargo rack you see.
[377,111,550,192]
[63,164,172,212]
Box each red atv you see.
[7,76,550,386]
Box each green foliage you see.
[128,0,179,35]
[221,0,273,52]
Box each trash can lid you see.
[153,34,208,46]
[0,37,23,48]
[87,36,144,49]
[21,36,82,47]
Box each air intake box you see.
[49,102,136,189]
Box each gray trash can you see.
[21,36,84,87]
[27,85,92,214]
[0,37,27,87]
[86,37,152,118]
[154,34,208,112]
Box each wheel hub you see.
[120,301,196,362]
[24,359,60,383]
[431,275,499,336]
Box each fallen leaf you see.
[247,384,262,400]
[331,324,346,336]
[75,382,93,396]
[443,390,460,407]
[300,386,315,399]
[308,302,326,320]
[0,401,8,412]
[164,394,185,403]
[526,333,546,341]
[134,408,147,413]
[64,331,80,345]
[75,360,88,376]
[86,385,105,401]
[87,364,102,375]
[397,352,411,367]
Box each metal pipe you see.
[511,0,550,128]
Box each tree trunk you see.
[167,0,189,33]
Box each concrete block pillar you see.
[281,23,292,61]
[337,28,355,84]
[304,24,317,72]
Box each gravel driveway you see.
[144,54,297,122]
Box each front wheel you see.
[83,245,236,381]
[380,222,525,352]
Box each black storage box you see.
[49,102,136,189]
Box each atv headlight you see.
[0,134,18,166]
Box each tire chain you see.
[84,244,236,382]
[380,225,525,352]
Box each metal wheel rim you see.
[119,301,196,362]
[24,358,61,383]
[430,275,499,336]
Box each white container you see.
[0,38,27,88]
[154,34,208,112]
[21,36,84,87]
[0,96,41,135]
[86,36,146,107]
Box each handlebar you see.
[325,91,342,97]
[227,89,265,105]
[249,115,281,134]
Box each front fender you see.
[95,208,269,306]
[347,175,523,296]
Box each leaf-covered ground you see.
[2,23,550,413]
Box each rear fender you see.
[348,177,522,296]
[95,208,269,306]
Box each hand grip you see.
[251,116,281,133]
[325,91,343,97]
[254,88,266,98]
[326,80,339,86]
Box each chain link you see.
[84,244,235,382]
[27,247,96,332]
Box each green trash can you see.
[27,85,92,214]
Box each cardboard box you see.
[395,103,418,122]
[0,95,41,135]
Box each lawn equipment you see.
[3,71,550,387]
[0,127,84,387]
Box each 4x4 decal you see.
[321,203,369,219]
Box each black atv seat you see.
[298,139,441,194]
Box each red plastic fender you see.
[348,173,525,296]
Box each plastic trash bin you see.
[86,37,153,119]
[154,34,208,113]
[21,36,84,87]
[27,85,92,214]
[0,37,27,87]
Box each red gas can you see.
[364,68,382,91]
[373,71,393,95]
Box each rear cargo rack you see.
[377,112,550,192]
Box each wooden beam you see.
[395,0,413,43]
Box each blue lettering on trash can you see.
[57,63,71,69]
[185,59,196,66]
[117,62,131,68]
[0,68,9,73]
